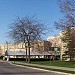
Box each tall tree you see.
[58,0,75,15]
[61,28,75,60]
[9,16,47,63]
[55,0,75,61]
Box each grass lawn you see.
[13,61,75,74]
[30,61,75,68]
[10,59,75,68]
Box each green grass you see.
[14,62,75,74]
[11,60,75,68]
[31,61,75,68]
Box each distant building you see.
[4,49,52,61]
[31,40,52,52]
[0,40,60,61]
[47,33,67,60]
[0,41,52,55]
[0,44,15,56]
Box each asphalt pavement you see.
[0,60,66,75]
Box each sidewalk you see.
[14,62,75,72]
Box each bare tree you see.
[9,16,47,63]
[61,28,75,61]
[58,0,75,14]
[54,0,75,61]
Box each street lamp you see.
[6,41,8,50]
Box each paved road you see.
[0,60,66,75]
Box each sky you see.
[0,0,63,44]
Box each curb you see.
[9,62,75,75]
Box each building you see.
[0,40,61,61]
[4,49,52,61]
[0,44,15,56]
[0,41,51,55]
[47,33,67,60]
[31,41,52,52]
[0,40,60,61]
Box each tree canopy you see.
[9,16,47,63]
[9,17,46,43]
[55,0,75,61]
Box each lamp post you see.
[6,41,8,50]
[14,43,16,63]
[6,41,9,61]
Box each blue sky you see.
[0,0,63,44]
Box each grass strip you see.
[13,62,75,74]
[31,61,75,68]
[10,60,75,68]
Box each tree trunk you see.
[28,46,30,63]
[28,36,30,63]
[70,55,72,61]
[26,46,27,62]
[24,41,28,62]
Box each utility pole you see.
[14,43,16,63]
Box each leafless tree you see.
[58,0,75,14]
[9,16,47,63]
[55,0,75,61]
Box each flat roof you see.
[5,49,52,56]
